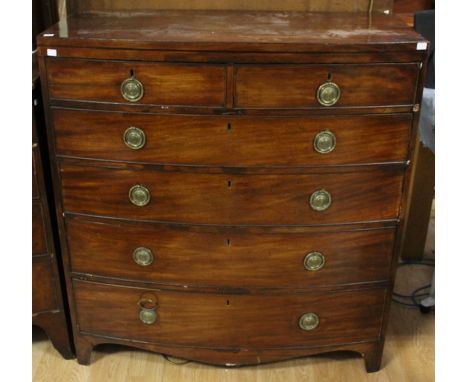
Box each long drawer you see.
[60,162,404,225]
[53,109,412,166]
[74,279,386,348]
[235,63,419,108]
[46,58,226,107]
[67,217,395,288]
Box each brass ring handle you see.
[314,130,336,154]
[309,189,332,211]
[137,293,159,325]
[299,312,320,331]
[133,247,154,266]
[123,127,146,150]
[129,184,151,207]
[304,252,325,271]
[121,77,144,102]
[316,82,341,106]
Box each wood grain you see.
[32,202,48,255]
[32,257,58,314]
[67,216,396,288]
[59,161,404,225]
[235,64,419,108]
[37,11,426,53]
[72,0,393,13]
[53,109,412,166]
[47,59,226,107]
[74,279,386,350]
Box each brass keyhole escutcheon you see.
[314,130,336,154]
[133,247,154,266]
[129,185,151,207]
[121,77,144,102]
[124,127,146,150]
[299,312,320,331]
[316,82,341,106]
[304,252,325,271]
[309,189,332,211]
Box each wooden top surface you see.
[37,11,426,53]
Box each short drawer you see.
[235,64,419,108]
[53,109,412,166]
[32,257,57,314]
[68,217,395,287]
[60,162,404,225]
[47,58,226,107]
[74,279,385,348]
[32,202,48,255]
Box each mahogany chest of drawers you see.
[37,11,428,372]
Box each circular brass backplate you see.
[121,77,144,102]
[309,189,332,211]
[316,82,341,106]
[124,126,146,150]
[139,308,157,325]
[129,185,151,207]
[314,130,336,154]
[133,247,154,266]
[299,312,320,331]
[304,252,325,271]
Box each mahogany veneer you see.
[32,72,73,359]
[37,11,428,372]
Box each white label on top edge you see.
[47,49,57,57]
[43,33,54,37]
[417,42,428,51]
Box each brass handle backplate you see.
[121,77,144,102]
[316,82,341,106]
[129,184,151,207]
[314,130,336,154]
[133,247,154,266]
[299,312,320,331]
[304,252,325,271]
[124,127,146,150]
[138,294,158,325]
[309,189,332,211]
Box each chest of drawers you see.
[37,11,427,372]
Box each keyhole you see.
[226,300,230,305]
[226,239,231,247]
[327,72,333,81]
[227,180,232,188]
[227,122,232,132]
[129,69,135,77]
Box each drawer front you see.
[60,163,404,225]
[74,279,385,348]
[32,257,57,314]
[47,59,226,107]
[68,217,395,287]
[235,64,419,108]
[53,109,412,166]
[32,202,48,255]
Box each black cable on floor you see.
[392,260,434,312]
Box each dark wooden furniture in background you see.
[37,11,427,372]
[32,63,73,359]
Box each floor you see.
[32,216,435,382]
